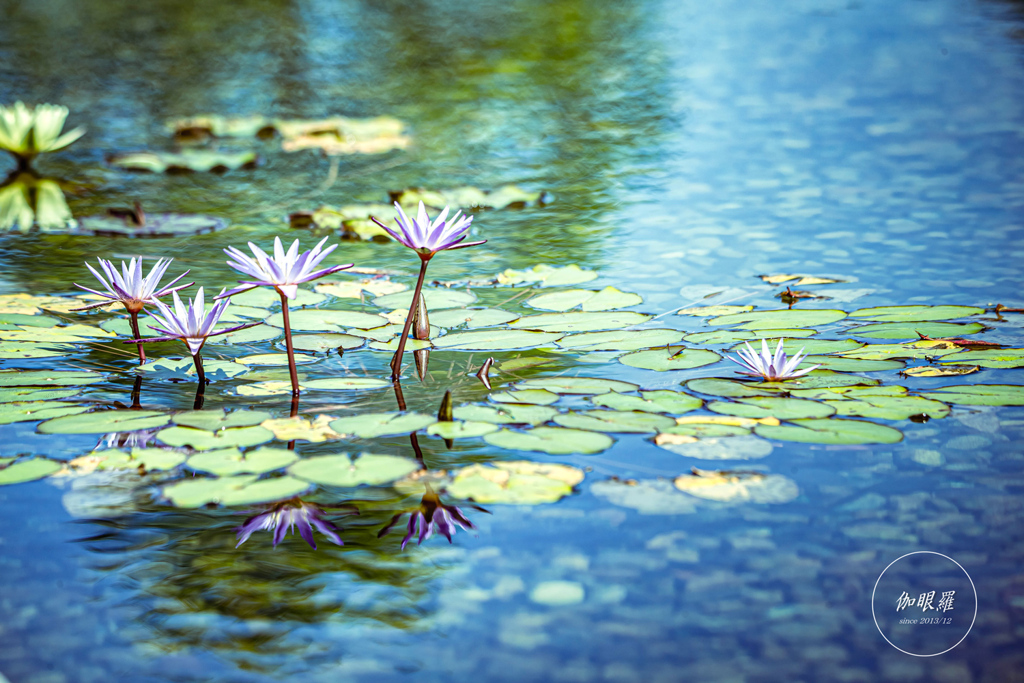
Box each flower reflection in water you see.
[380,484,488,550]
[0,171,72,231]
[236,498,357,549]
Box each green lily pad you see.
[431,330,563,351]
[799,355,904,372]
[38,410,171,434]
[754,418,903,444]
[619,347,721,371]
[0,387,78,403]
[367,337,432,352]
[288,453,420,487]
[99,316,156,337]
[186,447,298,476]
[489,389,560,405]
[109,149,258,173]
[685,329,816,344]
[264,308,388,331]
[0,324,114,343]
[162,474,311,508]
[654,434,773,461]
[938,348,1024,368]
[329,412,436,438]
[429,308,520,329]
[137,357,249,380]
[850,322,985,340]
[496,264,597,287]
[518,376,638,395]
[553,410,676,433]
[230,288,326,308]
[709,309,847,329]
[157,425,273,451]
[235,353,318,366]
[730,338,863,356]
[510,311,652,332]
[708,397,836,420]
[755,370,880,390]
[78,213,228,238]
[218,325,281,344]
[592,390,702,414]
[483,427,614,454]
[0,458,61,485]
[685,378,777,398]
[426,421,499,439]
[0,341,73,359]
[172,409,272,431]
[445,461,585,504]
[526,287,642,312]
[919,385,1024,406]
[0,313,62,327]
[0,369,103,387]
[556,329,684,352]
[837,340,962,360]
[789,384,907,400]
[0,400,89,425]
[848,305,984,322]
[95,448,187,471]
[452,404,557,425]
[660,423,751,437]
[373,289,476,310]
[394,183,546,210]
[677,305,755,317]
[303,377,391,390]
[289,333,366,352]
[824,395,950,420]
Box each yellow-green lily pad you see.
[329,412,436,438]
[483,427,614,454]
[0,458,61,485]
[510,311,652,333]
[162,475,311,508]
[157,425,273,451]
[619,347,721,371]
[186,447,297,476]
[288,453,420,487]
[553,410,675,433]
[754,418,903,444]
[39,410,170,434]
[919,385,1024,406]
[848,305,984,322]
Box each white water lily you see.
[0,102,86,161]
[728,338,820,381]
[220,235,352,300]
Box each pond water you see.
[2,0,1024,681]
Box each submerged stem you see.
[192,352,206,386]
[391,259,430,381]
[128,311,146,364]
[279,291,301,396]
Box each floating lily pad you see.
[731,338,863,356]
[138,357,249,380]
[0,313,62,328]
[162,474,311,508]
[799,355,904,372]
[109,150,258,173]
[850,321,985,340]
[556,329,684,353]
[709,309,847,329]
[260,416,341,443]
[654,434,773,460]
[755,370,880,390]
[754,418,903,444]
[0,387,78,403]
[685,378,777,398]
[919,385,1024,406]
[483,427,614,454]
[518,377,638,395]
[289,453,420,487]
[289,333,365,352]
[761,274,843,285]
[157,425,273,450]
[0,341,73,359]
[526,287,642,312]
[264,308,388,331]
[592,390,702,415]
[38,410,170,434]
[0,324,114,342]
[315,279,408,299]
[172,409,273,431]
[329,412,436,438]
[367,337,432,352]
[839,340,961,360]
[824,395,950,420]
[0,293,68,316]
[78,213,227,237]
[659,424,750,437]
[677,305,754,317]
[488,389,560,406]
[788,384,906,400]
[218,325,281,344]
[684,329,816,344]
[591,479,697,515]
[496,264,597,287]
[902,365,979,377]
[848,305,984,322]
[94,447,187,471]
[709,397,836,420]
[429,308,520,329]
[373,289,475,310]
[393,184,546,210]
[431,330,563,351]
[674,470,799,504]
[426,421,499,439]
[231,288,326,308]
[619,347,721,371]
[938,348,1024,368]
[553,410,675,433]
[444,461,584,504]
[0,400,89,425]
[236,353,318,366]
[452,404,557,425]
[186,447,298,476]
[510,311,652,333]
[0,458,61,485]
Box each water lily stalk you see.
[279,290,301,396]
[193,375,205,410]
[128,311,146,363]
[390,259,429,379]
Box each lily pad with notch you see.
[426,421,499,439]
[849,321,985,340]
[510,311,652,333]
[823,395,950,420]
[483,426,614,454]
[162,475,311,508]
[442,461,585,505]
[453,404,557,425]
[937,348,1024,368]
[518,377,638,395]
[848,305,984,322]
[619,347,721,371]
[557,329,684,353]
[489,389,560,406]
[0,369,104,387]
[78,212,227,237]
[157,425,274,451]
[592,390,702,415]
[289,333,365,353]
[329,412,436,438]
[0,458,61,485]
[526,287,642,312]
[0,400,89,425]
[431,330,563,351]
[754,418,903,444]
[709,309,847,329]
[38,410,171,434]
[373,289,475,310]
[288,453,420,487]
[684,328,817,344]
[496,264,597,287]
[429,308,520,329]
[172,409,273,431]
[553,410,675,433]
[186,447,298,476]
[264,309,388,332]
[919,385,1024,406]
[708,397,836,420]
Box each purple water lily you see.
[728,338,820,381]
[124,287,260,384]
[379,485,487,550]
[218,236,353,396]
[73,256,192,363]
[235,499,345,550]
[369,202,485,381]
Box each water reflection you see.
[235,497,355,549]
[379,482,488,550]
[0,171,72,231]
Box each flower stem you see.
[279,291,301,396]
[391,259,430,381]
[193,382,205,410]
[128,311,146,364]
[192,352,206,385]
